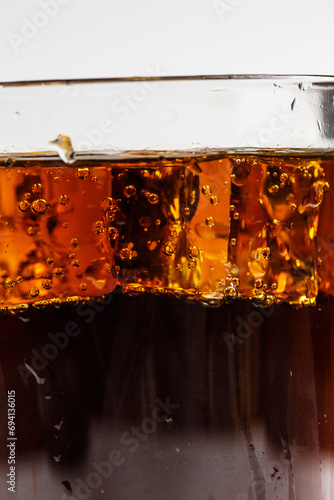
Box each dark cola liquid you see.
[0,152,334,499]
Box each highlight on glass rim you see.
[0,75,334,500]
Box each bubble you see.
[188,261,196,270]
[42,279,53,290]
[70,238,79,248]
[76,168,90,180]
[59,194,69,205]
[225,286,238,301]
[108,227,119,240]
[92,221,105,234]
[31,199,49,215]
[24,192,31,200]
[124,185,137,198]
[231,238,237,246]
[230,205,235,212]
[46,257,54,265]
[4,278,15,289]
[146,240,157,251]
[71,259,80,268]
[162,242,176,256]
[271,282,277,289]
[231,277,240,287]
[100,197,116,212]
[183,207,190,216]
[202,185,211,195]
[176,263,182,272]
[188,245,200,261]
[280,173,289,183]
[18,200,30,212]
[79,283,88,291]
[27,226,36,236]
[53,267,64,279]
[119,247,133,261]
[289,203,297,212]
[233,213,240,220]
[255,279,263,289]
[261,247,271,259]
[139,217,152,228]
[205,217,215,227]
[53,176,60,183]
[62,222,69,228]
[200,293,224,308]
[29,287,39,298]
[32,183,43,194]
[15,276,23,284]
[155,219,161,225]
[268,185,279,195]
[231,159,250,186]
[210,195,219,205]
[148,193,159,204]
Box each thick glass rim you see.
[2,74,334,87]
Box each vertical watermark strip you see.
[7,390,16,493]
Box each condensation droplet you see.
[162,242,176,256]
[205,217,215,227]
[92,221,105,234]
[32,183,43,194]
[76,168,90,180]
[59,194,69,205]
[18,200,30,212]
[29,287,39,298]
[53,267,64,279]
[124,185,137,198]
[42,279,53,290]
[188,245,200,261]
[31,199,49,215]
[210,195,219,205]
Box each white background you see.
[1,0,334,82]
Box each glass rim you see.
[2,74,334,87]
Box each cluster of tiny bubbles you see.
[261,247,271,259]
[70,238,79,248]
[31,199,49,215]
[162,242,176,257]
[108,227,119,240]
[76,168,90,180]
[29,287,39,298]
[231,158,252,186]
[123,185,137,198]
[100,197,116,212]
[53,267,64,279]
[42,279,53,290]
[187,246,200,261]
[32,183,43,194]
[210,195,219,205]
[92,221,105,234]
[59,194,69,205]
[119,247,133,261]
[251,290,276,307]
[205,217,215,227]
